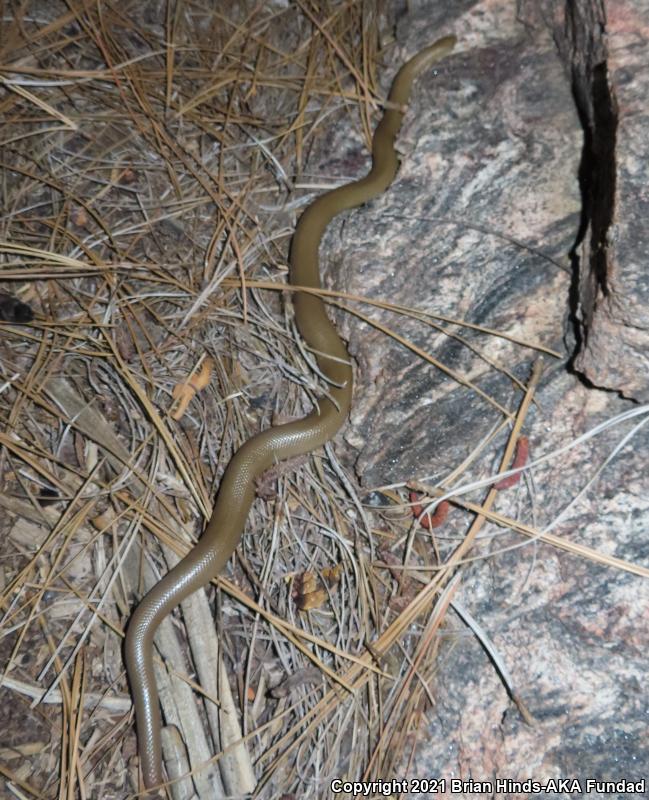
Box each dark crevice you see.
[565,4,618,370]
[583,61,618,299]
[573,61,617,295]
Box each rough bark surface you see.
[553,0,649,399]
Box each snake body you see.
[125,36,456,792]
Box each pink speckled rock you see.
[314,0,649,794]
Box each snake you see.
[124,35,456,793]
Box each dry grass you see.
[0,2,646,799]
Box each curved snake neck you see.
[124,35,456,793]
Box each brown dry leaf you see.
[292,564,343,611]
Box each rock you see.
[311,0,649,791]
[319,1,580,485]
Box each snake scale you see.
[124,35,456,793]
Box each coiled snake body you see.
[125,35,456,792]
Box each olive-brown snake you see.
[124,35,456,793]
